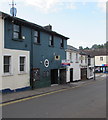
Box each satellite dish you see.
[10,7,17,16]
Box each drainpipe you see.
[94,57,95,80]
[30,29,34,89]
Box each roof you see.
[0,11,69,40]
[83,48,107,57]
[67,45,79,52]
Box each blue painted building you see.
[0,11,69,91]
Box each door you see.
[70,68,73,82]
[60,69,66,84]
[81,68,87,80]
[51,69,58,84]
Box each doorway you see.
[70,68,73,82]
[51,69,58,84]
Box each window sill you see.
[34,43,41,45]
[18,72,28,75]
[60,47,64,49]
[2,73,14,77]
[12,38,24,42]
[49,45,54,47]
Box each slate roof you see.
[67,45,79,52]
[0,11,69,40]
[83,48,107,57]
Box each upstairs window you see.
[100,57,103,61]
[85,57,87,64]
[4,56,11,73]
[13,24,21,39]
[34,31,40,44]
[49,35,54,46]
[76,53,78,62]
[69,52,72,60]
[60,39,64,48]
[19,56,26,72]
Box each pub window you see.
[60,39,64,48]
[4,56,11,73]
[34,31,40,44]
[19,56,26,72]
[49,35,54,46]
[13,24,21,39]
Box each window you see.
[49,35,54,46]
[76,53,78,62]
[13,24,21,39]
[85,57,87,64]
[60,39,64,48]
[100,57,103,61]
[19,56,26,72]
[69,52,72,60]
[34,31,40,44]
[4,56,11,73]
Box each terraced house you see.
[0,11,69,92]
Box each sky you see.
[0,0,106,48]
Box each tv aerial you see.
[10,0,17,17]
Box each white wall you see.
[95,56,108,66]
[1,49,30,91]
[0,15,4,91]
[66,51,81,82]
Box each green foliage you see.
[79,41,108,50]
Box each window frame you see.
[60,38,64,48]
[76,53,79,63]
[18,55,27,74]
[49,35,54,47]
[3,55,12,75]
[34,30,40,44]
[100,57,103,61]
[12,24,22,40]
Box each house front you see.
[0,12,30,92]
[95,55,108,73]
[0,11,69,92]
[66,45,81,82]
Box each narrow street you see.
[2,74,106,118]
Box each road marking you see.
[0,79,105,107]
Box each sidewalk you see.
[2,78,97,104]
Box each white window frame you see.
[18,55,27,74]
[3,54,13,76]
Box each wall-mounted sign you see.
[102,64,108,66]
[44,59,49,67]
[61,59,70,66]
[55,55,60,60]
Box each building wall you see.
[0,16,30,92]
[66,51,80,82]
[0,15,4,91]
[4,18,67,88]
[2,49,30,91]
[95,56,108,66]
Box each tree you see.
[79,46,83,50]
[84,47,89,50]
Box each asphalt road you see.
[2,75,106,118]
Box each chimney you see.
[44,24,52,31]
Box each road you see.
[2,74,106,118]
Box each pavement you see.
[1,73,106,104]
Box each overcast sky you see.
[0,0,106,48]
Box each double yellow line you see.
[0,79,104,107]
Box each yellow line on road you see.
[0,79,105,107]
